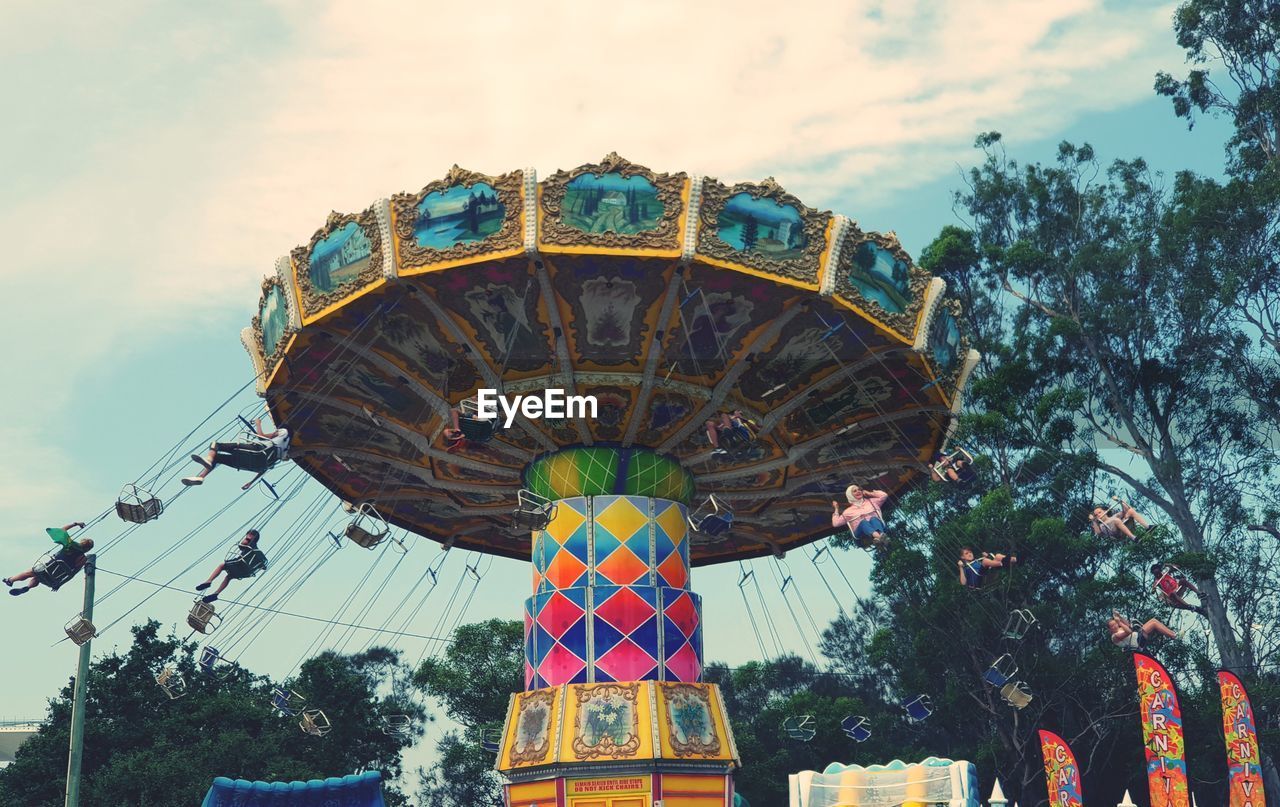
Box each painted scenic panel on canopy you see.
[259,284,289,358]
[928,307,963,377]
[548,255,670,369]
[429,259,554,377]
[848,240,912,315]
[412,182,505,249]
[716,193,807,259]
[562,172,664,234]
[309,221,372,294]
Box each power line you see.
[93,567,455,643]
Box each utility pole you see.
[64,554,95,807]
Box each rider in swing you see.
[183,419,289,488]
[832,485,890,550]
[5,522,92,596]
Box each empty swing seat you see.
[903,695,933,723]
[299,709,332,737]
[1000,681,1034,710]
[64,614,97,646]
[187,599,222,634]
[983,654,1018,688]
[782,715,816,742]
[344,503,389,549]
[512,490,556,532]
[381,715,412,737]
[480,728,502,753]
[840,715,872,742]
[116,484,164,524]
[155,665,187,700]
[688,495,734,537]
[198,646,233,677]
[1002,609,1037,640]
[271,687,306,717]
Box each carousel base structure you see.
[787,758,978,807]
[497,681,739,807]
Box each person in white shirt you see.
[183,419,289,487]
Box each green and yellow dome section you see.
[525,448,694,504]
[241,155,978,564]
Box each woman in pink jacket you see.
[832,485,889,550]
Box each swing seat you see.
[344,503,390,549]
[64,614,97,646]
[480,727,503,753]
[198,646,233,677]
[1000,681,1033,710]
[689,495,734,537]
[299,709,332,737]
[714,420,758,460]
[903,694,933,723]
[187,599,221,635]
[271,687,306,718]
[457,398,500,442]
[214,439,279,474]
[116,484,164,524]
[840,715,872,742]
[983,654,1017,688]
[512,490,556,532]
[223,548,268,580]
[33,556,77,591]
[1001,609,1037,640]
[781,714,816,742]
[155,665,187,700]
[381,715,413,737]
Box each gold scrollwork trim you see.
[391,166,524,270]
[508,688,557,765]
[835,226,931,336]
[662,684,723,758]
[291,208,385,318]
[251,275,294,372]
[540,153,686,250]
[570,682,642,760]
[696,176,830,284]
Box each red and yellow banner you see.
[1038,730,1083,807]
[1133,653,1190,807]
[1218,671,1266,807]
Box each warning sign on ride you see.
[566,776,651,795]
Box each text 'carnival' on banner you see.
[1218,670,1266,807]
[1133,653,1190,807]
[1038,729,1083,807]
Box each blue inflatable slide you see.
[201,771,385,806]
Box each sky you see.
[0,0,1236,784]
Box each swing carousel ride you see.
[237,154,978,806]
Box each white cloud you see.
[0,0,1181,405]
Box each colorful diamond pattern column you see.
[526,494,701,688]
[592,585,660,682]
[662,589,703,682]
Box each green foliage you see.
[0,621,423,807]
[412,618,523,807]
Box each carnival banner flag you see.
[1218,670,1266,807]
[1133,652,1190,807]
[1038,730,1083,807]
